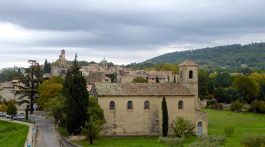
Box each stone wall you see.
[97,95,207,136]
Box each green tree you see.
[6,101,17,115]
[38,76,64,110]
[64,55,89,134]
[132,77,148,83]
[162,96,168,137]
[81,97,105,144]
[215,72,232,88]
[170,117,195,138]
[232,76,259,103]
[16,60,43,114]
[199,69,209,99]
[249,73,265,101]
[0,67,24,82]
[47,95,66,127]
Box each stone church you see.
[91,60,208,136]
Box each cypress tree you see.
[156,76,160,83]
[64,54,89,134]
[162,96,168,137]
[44,59,48,73]
[47,63,51,73]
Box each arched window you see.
[110,101,115,110]
[198,122,203,135]
[178,100,184,109]
[144,100,150,109]
[127,101,133,109]
[189,70,193,79]
[198,122,202,127]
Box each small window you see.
[178,100,184,109]
[189,70,193,79]
[110,101,115,110]
[127,101,133,109]
[144,100,150,109]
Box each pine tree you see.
[162,96,168,137]
[16,60,43,114]
[64,54,89,134]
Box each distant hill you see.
[142,43,265,71]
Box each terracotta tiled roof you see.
[94,83,193,96]
[0,82,14,89]
[179,60,198,66]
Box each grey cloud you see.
[1,0,265,68]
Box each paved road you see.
[36,117,60,147]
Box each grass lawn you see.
[205,109,265,147]
[0,120,29,147]
[75,109,265,147]
[75,136,196,147]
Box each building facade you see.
[92,60,208,136]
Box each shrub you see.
[159,136,184,147]
[212,103,223,110]
[58,127,69,137]
[250,100,265,113]
[189,135,226,147]
[206,99,217,108]
[224,126,235,137]
[6,101,17,115]
[230,101,243,112]
[241,135,265,147]
[170,117,195,138]
[0,104,7,112]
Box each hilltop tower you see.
[59,49,66,60]
[100,57,108,67]
[178,60,200,109]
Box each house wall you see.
[97,95,207,136]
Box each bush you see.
[58,127,69,137]
[230,101,243,112]
[6,101,17,115]
[189,135,226,147]
[250,100,265,113]
[224,126,235,137]
[241,135,265,147]
[170,117,195,138]
[159,136,184,147]
[206,99,217,108]
[0,104,7,112]
[212,103,223,110]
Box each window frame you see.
[109,101,115,110]
[178,100,184,109]
[127,100,133,110]
[144,100,150,110]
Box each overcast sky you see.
[0,0,265,68]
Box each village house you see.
[91,60,208,136]
[0,80,27,111]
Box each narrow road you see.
[36,116,60,147]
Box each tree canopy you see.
[38,76,64,110]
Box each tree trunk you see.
[89,136,93,144]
